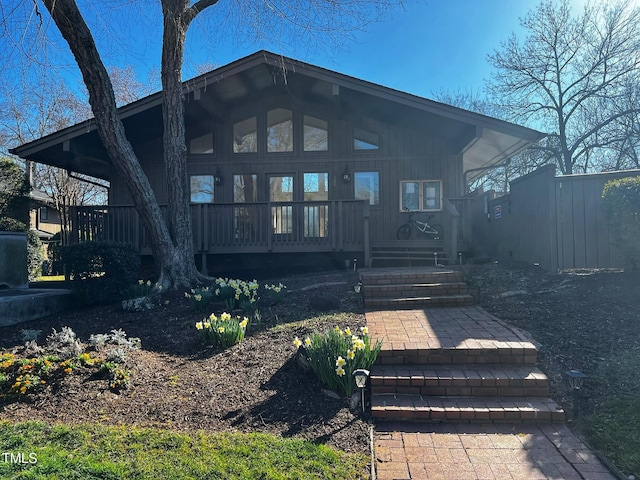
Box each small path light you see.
[565,369,588,390]
[353,369,370,414]
[353,282,362,294]
[565,369,588,419]
[473,276,484,303]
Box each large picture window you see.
[354,172,380,205]
[400,180,442,211]
[353,128,379,151]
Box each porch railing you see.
[70,200,367,255]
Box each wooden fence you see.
[470,165,640,271]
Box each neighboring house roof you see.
[11,51,545,183]
[29,190,54,206]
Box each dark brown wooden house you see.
[11,51,544,271]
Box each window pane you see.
[269,176,294,202]
[423,181,442,210]
[233,174,257,203]
[190,175,214,203]
[303,115,328,151]
[303,172,328,201]
[233,117,257,153]
[354,172,379,205]
[354,128,379,150]
[400,181,420,211]
[267,108,293,152]
[190,133,214,154]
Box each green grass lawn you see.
[0,422,369,479]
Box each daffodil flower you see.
[335,356,346,367]
[344,327,352,336]
[239,317,248,328]
[360,326,369,335]
[221,312,231,321]
[335,366,345,377]
[203,322,211,329]
[209,313,217,321]
[304,337,312,347]
[347,350,355,360]
[293,337,302,348]
[138,279,144,285]
[218,326,225,333]
[195,322,203,330]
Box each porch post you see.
[363,202,371,267]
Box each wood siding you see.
[471,165,639,271]
[109,95,464,249]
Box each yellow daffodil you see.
[344,327,352,336]
[221,312,231,321]
[138,279,144,285]
[360,326,369,335]
[335,366,345,377]
[304,337,312,347]
[194,294,202,302]
[203,322,211,329]
[239,317,248,328]
[347,350,355,360]
[355,339,365,351]
[218,327,225,333]
[209,313,218,321]
[146,280,152,286]
[293,337,302,348]
[195,322,203,330]
[335,356,346,367]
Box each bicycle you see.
[396,209,443,240]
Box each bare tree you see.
[4,0,403,288]
[488,0,640,175]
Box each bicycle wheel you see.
[426,224,443,240]
[397,223,412,240]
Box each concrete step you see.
[370,364,550,397]
[363,282,469,298]
[376,340,538,366]
[371,394,565,424]
[365,294,474,309]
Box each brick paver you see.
[375,422,617,480]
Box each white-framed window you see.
[190,175,215,203]
[400,180,442,211]
[354,171,380,205]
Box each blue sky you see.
[181,1,537,98]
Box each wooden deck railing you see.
[70,200,367,255]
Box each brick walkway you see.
[367,307,618,480]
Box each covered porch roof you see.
[11,51,545,183]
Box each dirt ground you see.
[1,262,639,457]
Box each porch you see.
[70,200,371,258]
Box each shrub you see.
[602,176,640,270]
[196,312,248,348]
[297,326,382,396]
[60,241,140,303]
[27,230,44,280]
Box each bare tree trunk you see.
[41,0,190,288]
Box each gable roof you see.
[11,50,545,182]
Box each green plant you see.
[185,286,215,312]
[196,312,249,348]
[59,241,140,303]
[214,278,259,311]
[297,325,382,396]
[602,176,640,270]
[27,230,44,280]
[101,362,132,392]
[125,279,160,299]
[265,282,287,304]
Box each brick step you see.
[371,394,565,424]
[360,270,465,286]
[376,341,538,366]
[370,364,550,397]
[364,294,474,309]
[363,282,468,298]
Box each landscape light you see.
[353,369,370,414]
[565,369,588,390]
